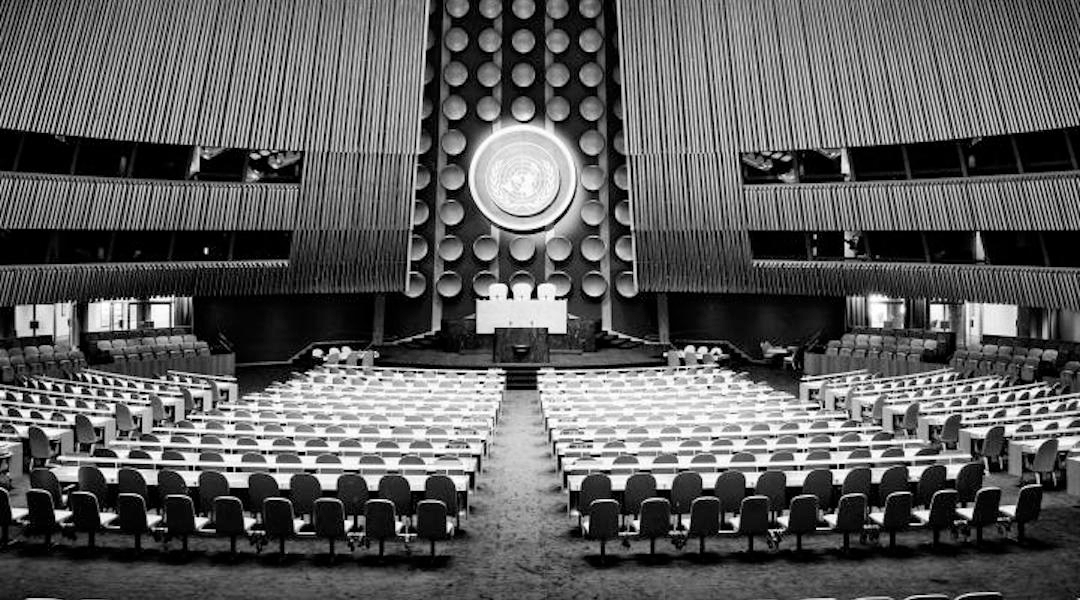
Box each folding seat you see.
[69,490,116,548]
[955,463,985,507]
[574,473,612,528]
[1000,484,1042,541]
[1020,357,1040,382]
[212,494,259,556]
[913,489,958,546]
[581,498,620,559]
[956,487,1001,545]
[0,487,28,546]
[755,471,787,520]
[164,494,209,552]
[289,473,322,524]
[248,473,280,519]
[686,496,720,554]
[938,414,962,450]
[776,494,821,551]
[198,471,230,517]
[75,414,103,454]
[24,488,71,547]
[1021,438,1060,487]
[77,465,110,509]
[731,495,771,552]
[670,471,702,528]
[877,466,910,509]
[28,426,59,468]
[868,491,914,548]
[630,497,672,555]
[841,468,872,501]
[111,492,160,552]
[977,426,1005,467]
[263,497,303,557]
[714,471,746,530]
[364,498,405,557]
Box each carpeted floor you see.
[2,381,1080,599]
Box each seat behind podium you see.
[512,282,533,300]
[489,283,509,300]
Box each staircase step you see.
[503,366,538,391]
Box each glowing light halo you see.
[468,124,578,232]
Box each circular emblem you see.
[469,125,577,232]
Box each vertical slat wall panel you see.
[618,0,1080,303]
[0,0,426,301]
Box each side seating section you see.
[86,329,212,365]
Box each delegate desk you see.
[476,298,567,334]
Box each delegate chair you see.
[825,493,867,552]
[313,498,349,560]
[68,491,116,548]
[686,496,720,554]
[632,497,672,555]
[337,474,369,532]
[164,494,209,552]
[263,497,304,557]
[1022,438,1060,487]
[868,491,915,549]
[715,471,746,530]
[24,488,71,548]
[1000,484,1042,542]
[581,498,620,559]
[575,474,612,529]
[364,498,404,557]
[776,494,821,551]
[732,495,770,552]
[956,487,1001,545]
[415,499,454,558]
[114,493,162,552]
[914,489,958,546]
[1,488,28,545]
[211,496,255,556]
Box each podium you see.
[494,328,549,363]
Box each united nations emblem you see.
[469,125,578,232]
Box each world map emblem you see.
[469,125,578,232]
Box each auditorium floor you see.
[2,387,1080,599]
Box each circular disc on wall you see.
[473,271,497,297]
[444,27,469,52]
[613,66,622,85]
[478,28,502,52]
[545,236,573,262]
[477,62,501,87]
[442,130,467,156]
[546,63,570,87]
[613,100,623,120]
[579,28,603,53]
[440,164,466,191]
[614,165,629,190]
[613,131,626,155]
[579,0,602,18]
[614,200,632,225]
[511,29,536,53]
[442,95,467,120]
[614,235,634,262]
[547,271,572,297]
[477,96,501,121]
[581,271,607,299]
[580,96,604,121]
[413,200,430,226]
[438,235,465,262]
[579,130,606,156]
[544,28,570,53]
[580,200,606,226]
[436,272,463,298]
[424,63,435,85]
[446,0,469,18]
[427,29,436,50]
[509,236,536,262]
[440,200,466,226]
[546,29,570,53]
[546,96,570,122]
[511,0,535,19]
[511,63,536,87]
[615,271,638,298]
[473,235,499,262]
[405,271,427,298]
[511,96,536,122]
[547,0,569,19]
[415,165,431,190]
[581,235,607,262]
[579,62,604,87]
[510,270,535,290]
[410,234,429,261]
[443,61,468,87]
[478,0,501,18]
[422,98,433,119]
[418,131,432,154]
[580,165,606,191]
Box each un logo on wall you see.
[469,125,578,232]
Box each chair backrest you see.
[416,499,451,541]
[511,282,533,300]
[584,499,620,541]
[687,496,720,538]
[902,403,921,430]
[263,497,296,537]
[969,486,1002,527]
[1012,484,1043,524]
[536,282,556,300]
[336,474,370,518]
[926,489,958,529]
[28,426,52,460]
[956,463,985,504]
[940,414,962,442]
[637,497,672,538]
[377,474,413,516]
[878,466,909,506]
[164,494,199,535]
[785,494,819,535]
[26,488,58,533]
[116,493,151,535]
[289,473,322,517]
[881,491,913,531]
[69,491,103,533]
[917,464,947,507]
[1031,438,1060,471]
[754,470,787,513]
[801,468,833,509]
[714,471,746,515]
[671,471,703,514]
[423,474,458,515]
[833,493,867,533]
[736,495,770,535]
[841,467,871,498]
[248,472,281,511]
[117,467,148,501]
[488,283,509,300]
[198,471,230,515]
[623,473,656,516]
[77,465,108,505]
[313,497,346,539]
[363,499,399,541]
[0,488,12,528]
[212,496,248,536]
[578,473,612,515]
[981,426,1006,458]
